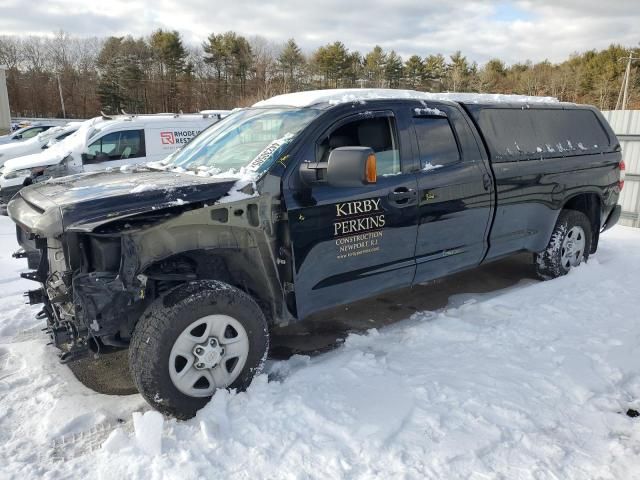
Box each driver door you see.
[284,109,419,320]
[83,129,146,171]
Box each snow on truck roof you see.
[253,88,559,108]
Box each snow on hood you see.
[0,123,84,161]
[253,88,559,108]
[0,134,43,156]
[146,163,259,204]
[2,121,94,172]
[146,152,262,204]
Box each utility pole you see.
[56,74,66,118]
[0,65,10,134]
[616,53,640,110]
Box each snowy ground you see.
[0,216,639,479]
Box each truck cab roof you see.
[252,88,560,109]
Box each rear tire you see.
[129,280,269,419]
[535,209,592,280]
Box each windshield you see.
[167,107,321,175]
[11,126,33,138]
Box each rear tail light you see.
[619,160,625,191]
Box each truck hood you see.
[3,149,67,172]
[7,169,239,236]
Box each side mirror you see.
[327,147,377,187]
[300,147,377,188]
[82,152,109,164]
[33,157,71,184]
[12,134,22,140]
[96,152,110,163]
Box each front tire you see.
[535,209,592,280]
[129,280,269,419]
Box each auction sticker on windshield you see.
[246,133,295,172]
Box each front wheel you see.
[535,209,592,280]
[129,280,269,419]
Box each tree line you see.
[0,30,638,118]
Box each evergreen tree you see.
[150,29,187,112]
[364,45,387,87]
[404,55,424,89]
[312,41,351,88]
[423,54,446,91]
[277,38,305,92]
[96,37,126,114]
[385,50,403,88]
[447,51,471,91]
[203,31,253,104]
[478,58,507,92]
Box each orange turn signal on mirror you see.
[366,153,377,183]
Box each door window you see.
[317,116,400,176]
[414,117,460,171]
[55,130,75,142]
[85,130,145,164]
[20,126,49,139]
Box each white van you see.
[0,113,226,206]
[0,123,81,166]
[0,123,58,145]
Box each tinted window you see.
[86,130,145,163]
[21,126,49,139]
[318,116,400,176]
[414,117,460,170]
[474,108,611,161]
[55,130,75,141]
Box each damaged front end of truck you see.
[8,169,291,363]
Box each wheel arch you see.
[561,192,602,254]
[140,247,284,325]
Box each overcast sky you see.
[0,0,637,64]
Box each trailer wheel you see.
[535,209,592,280]
[129,280,269,419]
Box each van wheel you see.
[535,209,592,280]
[129,280,269,419]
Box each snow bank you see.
[0,216,638,479]
[253,89,559,108]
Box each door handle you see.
[482,174,491,191]
[388,187,417,206]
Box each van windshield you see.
[167,107,321,175]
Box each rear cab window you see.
[413,116,461,171]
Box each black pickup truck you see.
[7,89,623,418]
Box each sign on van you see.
[151,128,203,152]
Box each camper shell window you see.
[468,107,611,162]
